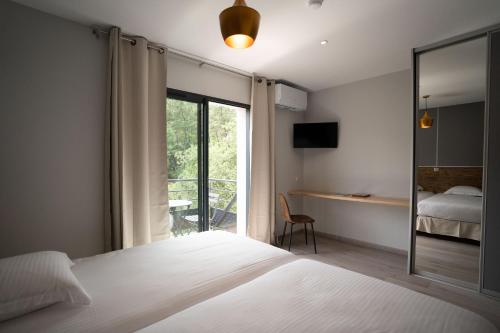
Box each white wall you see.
[167,54,251,105]
[302,70,412,251]
[0,1,107,258]
[275,108,305,238]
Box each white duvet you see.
[139,259,498,333]
[417,193,482,223]
[0,231,292,333]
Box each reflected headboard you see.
[417,167,483,193]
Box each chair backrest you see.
[209,192,220,204]
[279,193,292,223]
[209,192,220,219]
[212,194,237,227]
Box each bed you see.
[416,167,483,241]
[138,259,497,333]
[0,231,293,333]
[417,193,482,241]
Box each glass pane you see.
[414,37,486,288]
[167,98,200,237]
[208,102,247,235]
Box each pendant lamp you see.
[219,0,260,49]
[419,95,433,129]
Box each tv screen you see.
[293,122,338,148]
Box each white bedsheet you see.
[139,259,498,333]
[0,231,292,333]
[417,193,482,223]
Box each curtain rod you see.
[92,27,252,79]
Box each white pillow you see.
[445,186,483,197]
[417,184,424,191]
[0,251,91,322]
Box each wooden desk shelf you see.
[288,190,410,208]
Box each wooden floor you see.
[415,234,480,285]
[281,231,500,329]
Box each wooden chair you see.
[278,193,317,254]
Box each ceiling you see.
[12,0,500,91]
[419,37,487,109]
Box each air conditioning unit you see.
[275,83,307,112]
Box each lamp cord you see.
[435,107,440,166]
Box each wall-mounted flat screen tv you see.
[293,122,338,148]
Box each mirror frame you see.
[409,23,500,295]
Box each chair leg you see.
[310,223,317,254]
[288,223,294,252]
[281,222,287,247]
[304,224,308,245]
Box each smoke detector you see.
[306,0,324,9]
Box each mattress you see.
[138,259,498,333]
[417,193,482,224]
[0,231,293,333]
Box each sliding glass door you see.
[208,102,248,235]
[166,90,249,237]
[166,98,201,236]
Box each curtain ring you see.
[130,39,137,46]
[258,78,262,83]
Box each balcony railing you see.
[168,178,237,236]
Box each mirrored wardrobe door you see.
[482,29,500,297]
[413,36,487,289]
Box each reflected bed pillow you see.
[0,251,91,322]
[445,186,483,197]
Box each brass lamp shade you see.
[219,0,260,49]
[419,95,433,128]
[419,111,433,129]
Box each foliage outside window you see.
[167,99,238,213]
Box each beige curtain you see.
[247,77,276,244]
[104,27,169,251]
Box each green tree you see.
[166,99,240,212]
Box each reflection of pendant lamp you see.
[219,0,260,49]
[419,95,433,129]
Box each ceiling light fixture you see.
[306,0,324,9]
[419,95,433,129]
[320,40,328,45]
[219,0,260,49]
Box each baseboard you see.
[276,228,407,256]
[315,231,407,256]
[481,288,500,300]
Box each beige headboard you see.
[417,167,483,193]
